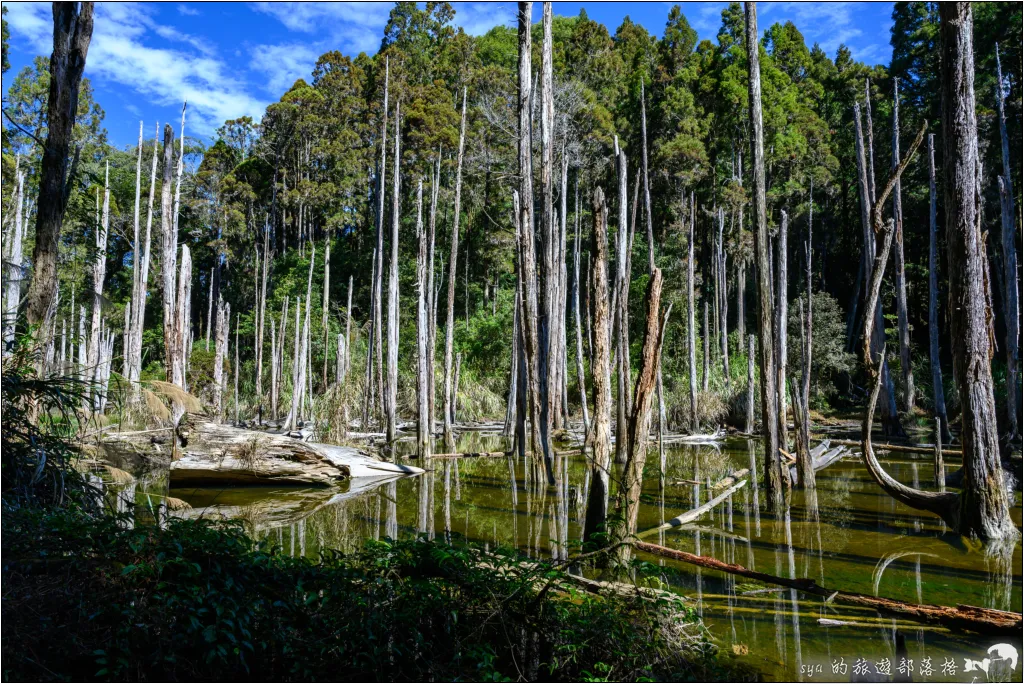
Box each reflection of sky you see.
[3,2,894,147]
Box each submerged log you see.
[633,540,1022,635]
[638,477,747,538]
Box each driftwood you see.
[633,540,1022,635]
[789,444,848,482]
[638,477,747,538]
[827,437,962,457]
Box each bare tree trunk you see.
[288,298,302,428]
[87,164,109,386]
[796,186,815,489]
[345,275,353,387]
[366,57,389,431]
[937,2,1017,541]
[505,280,521,438]
[214,299,229,422]
[539,3,557,440]
[234,315,239,425]
[737,259,746,356]
[518,2,554,484]
[23,3,94,334]
[205,268,213,350]
[270,322,278,421]
[687,194,698,430]
[321,236,330,391]
[3,171,24,355]
[745,2,784,498]
[384,97,400,448]
[256,228,269,416]
[701,301,710,393]
[995,44,1020,440]
[719,208,730,391]
[443,89,467,449]
[616,267,665,558]
[865,78,877,206]
[416,180,431,457]
[613,149,633,464]
[892,78,915,412]
[640,81,655,275]
[583,187,613,546]
[428,152,440,444]
[855,103,903,438]
[158,124,181,390]
[776,210,788,450]
[746,334,756,433]
[572,185,589,436]
[175,245,191,399]
[453,352,462,424]
[927,135,950,442]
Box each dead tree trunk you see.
[88,164,109,390]
[158,124,180,390]
[936,2,1018,541]
[540,3,557,439]
[233,314,239,425]
[892,78,915,413]
[175,245,191,399]
[855,103,904,438]
[4,171,24,355]
[640,81,655,275]
[718,208,730,391]
[995,44,1020,441]
[365,57,389,431]
[614,148,631,462]
[745,2,784,498]
[687,194,698,430]
[927,135,951,442]
[701,302,710,393]
[517,2,554,484]
[256,227,270,415]
[214,298,229,422]
[776,210,788,449]
[443,89,468,449]
[427,152,440,443]
[415,180,431,457]
[572,185,590,436]
[746,335,756,433]
[321,236,330,391]
[385,103,401,446]
[616,267,665,558]
[23,2,94,334]
[583,187,613,547]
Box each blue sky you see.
[3,2,895,148]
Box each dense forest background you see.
[2,1,1021,433]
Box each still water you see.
[134,431,1022,682]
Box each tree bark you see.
[776,210,788,450]
[415,179,431,457]
[159,124,180,389]
[746,334,756,433]
[937,2,1018,541]
[927,135,951,442]
[385,102,401,446]
[616,267,665,557]
[745,2,784,498]
[701,301,710,393]
[427,152,440,445]
[175,244,191,401]
[443,89,467,449]
[256,228,270,412]
[614,148,632,463]
[3,170,23,354]
[365,57,389,431]
[640,81,655,275]
[995,44,1020,441]
[891,79,915,413]
[583,188,613,547]
[572,185,590,436]
[23,2,94,334]
[540,3,556,438]
[687,194,698,430]
[517,2,554,484]
[214,299,229,422]
[88,164,109,389]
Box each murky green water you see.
[109,430,1023,682]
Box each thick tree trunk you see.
[927,135,951,442]
[517,2,554,484]
[415,180,431,457]
[583,188,613,547]
[214,299,229,422]
[616,268,665,558]
[159,124,179,389]
[745,2,784,498]
[23,2,94,334]
[995,44,1020,441]
[938,2,1018,541]
[891,79,915,413]
[385,103,401,446]
[443,89,467,449]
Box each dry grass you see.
[143,388,172,423]
[164,496,192,511]
[234,434,268,471]
[148,381,203,413]
[103,465,135,485]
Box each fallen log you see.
[430,449,578,460]
[789,445,848,481]
[633,540,1021,635]
[712,468,749,489]
[826,438,963,457]
[638,479,747,538]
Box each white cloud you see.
[454,3,517,36]
[250,43,321,94]
[252,2,390,54]
[178,4,201,17]
[3,2,267,135]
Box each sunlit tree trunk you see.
[443,90,467,449]
[415,180,431,457]
[927,135,950,442]
[385,102,401,447]
[892,79,915,412]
